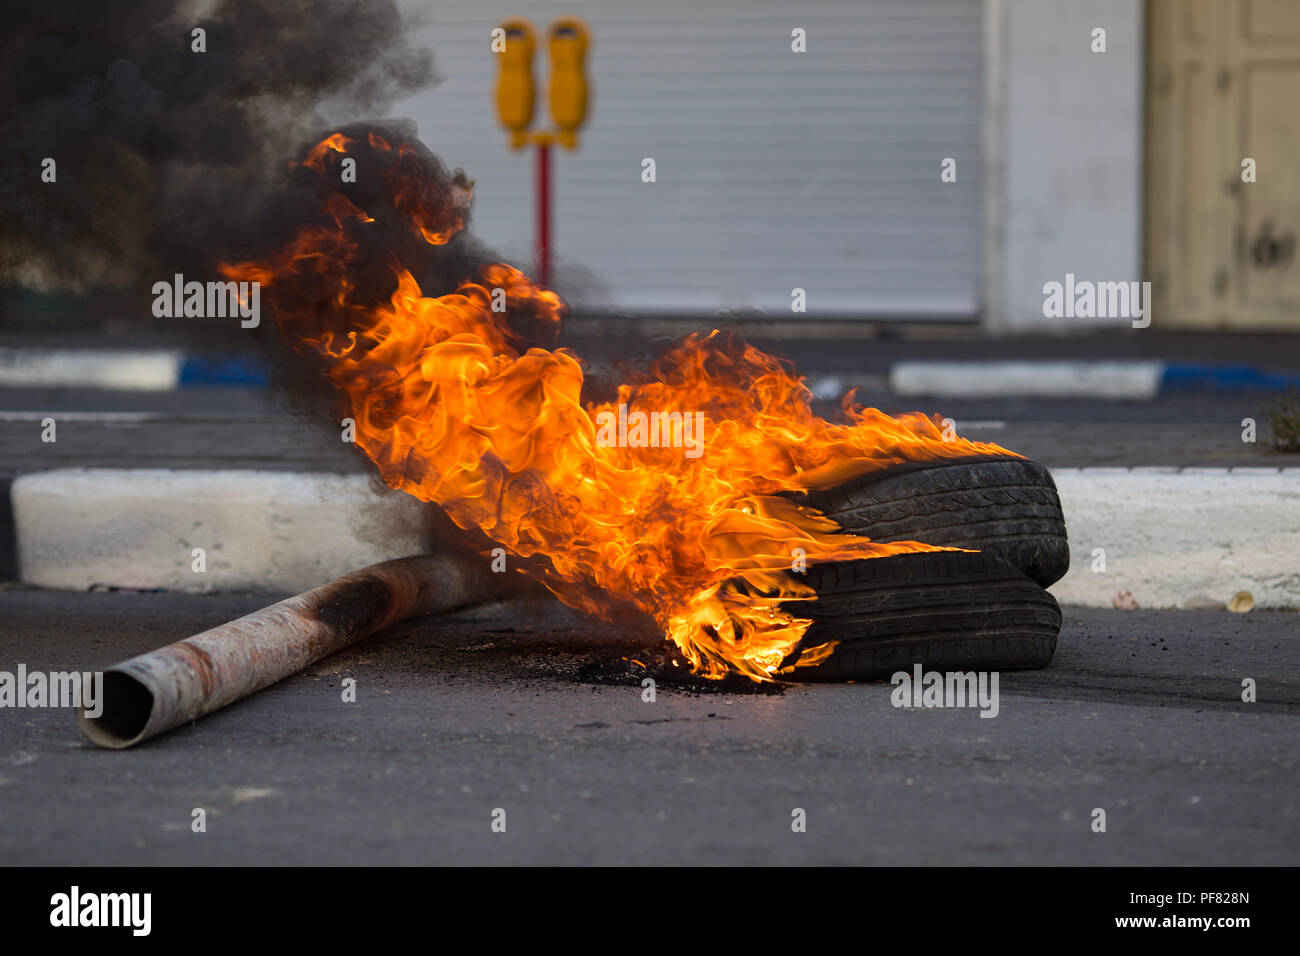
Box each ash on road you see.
[0,589,1295,865]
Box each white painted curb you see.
[890,360,1165,399]
[13,469,429,593]
[1049,468,1300,609]
[0,348,182,391]
[10,467,1300,608]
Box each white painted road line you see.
[0,348,183,391]
[0,411,273,424]
[0,411,169,423]
[890,360,1166,399]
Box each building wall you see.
[993,0,1145,331]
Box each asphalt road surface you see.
[1,589,1295,865]
[5,323,1300,475]
[3,389,1298,474]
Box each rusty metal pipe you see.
[77,554,505,749]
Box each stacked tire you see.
[784,455,1069,681]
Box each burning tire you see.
[792,456,1069,588]
[785,550,1061,682]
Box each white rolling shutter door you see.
[393,0,983,318]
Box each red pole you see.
[536,142,551,288]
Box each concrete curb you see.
[11,469,428,593]
[892,361,1166,399]
[1048,467,1300,610]
[0,348,268,390]
[890,360,1300,399]
[6,467,1300,608]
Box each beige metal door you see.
[1147,0,1300,329]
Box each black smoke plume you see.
[0,0,435,299]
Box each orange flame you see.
[225,132,1017,681]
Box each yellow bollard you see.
[547,18,590,150]
[494,18,537,150]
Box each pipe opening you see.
[78,671,154,749]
